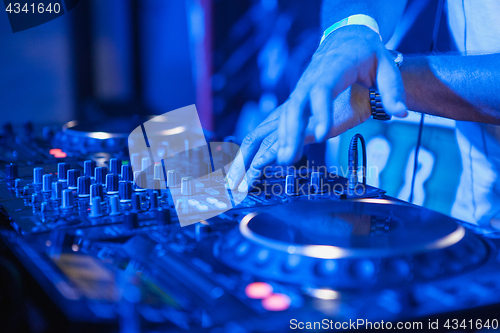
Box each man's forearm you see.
[321,0,407,41]
[402,54,500,124]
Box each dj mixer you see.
[1,120,500,332]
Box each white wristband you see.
[320,14,382,45]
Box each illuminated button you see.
[49,148,67,158]
[245,282,273,299]
[261,293,291,311]
[350,259,375,279]
[188,199,199,206]
[215,201,227,210]
[315,259,338,276]
[306,288,340,300]
[196,204,208,211]
[206,197,217,204]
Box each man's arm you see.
[342,54,500,132]
[404,55,500,124]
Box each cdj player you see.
[1,121,500,332]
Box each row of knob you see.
[7,162,326,198]
[31,160,199,203]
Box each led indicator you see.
[245,282,273,299]
[261,293,291,311]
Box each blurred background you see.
[0,0,461,215]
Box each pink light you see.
[245,282,273,299]
[49,148,67,158]
[261,293,291,312]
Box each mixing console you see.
[1,121,500,332]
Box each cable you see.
[409,0,444,203]
[348,133,367,194]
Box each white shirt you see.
[447,0,500,227]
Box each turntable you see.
[216,200,489,290]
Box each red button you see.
[245,282,273,299]
[262,293,291,311]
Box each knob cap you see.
[90,184,103,204]
[133,171,147,191]
[148,178,161,197]
[57,163,69,181]
[119,181,132,202]
[167,170,180,188]
[51,181,63,199]
[156,207,171,226]
[131,193,142,213]
[106,173,119,193]
[33,167,43,185]
[61,189,74,209]
[67,169,80,189]
[285,175,298,196]
[5,163,19,180]
[42,174,53,192]
[130,153,140,171]
[77,176,91,197]
[89,197,103,217]
[109,195,120,215]
[94,167,108,185]
[154,163,164,180]
[109,158,121,175]
[181,177,196,196]
[150,191,159,210]
[141,157,152,175]
[310,172,324,194]
[124,211,139,229]
[121,165,133,182]
[83,160,96,178]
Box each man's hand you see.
[278,25,407,164]
[226,25,407,191]
[226,84,373,192]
